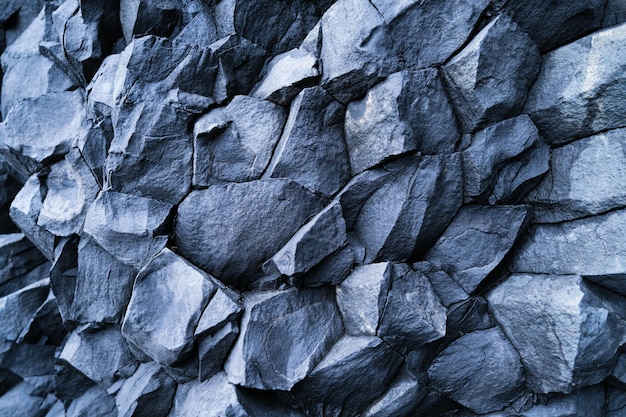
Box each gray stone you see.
[442,14,541,133]
[606,387,626,417]
[0,381,47,417]
[604,0,626,27]
[122,248,216,366]
[86,53,120,118]
[0,278,49,342]
[524,23,626,144]
[428,328,525,414]
[335,168,391,229]
[526,128,626,222]
[0,9,75,118]
[462,115,545,202]
[83,191,172,269]
[208,35,266,104]
[225,287,343,391]
[488,274,626,393]
[362,368,427,417]
[214,0,329,56]
[0,234,47,288]
[297,245,355,287]
[0,160,21,234]
[264,86,350,197]
[610,351,626,389]
[426,205,530,293]
[445,296,495,342]
[293,335,403,417]
[336,263,404,336]
[37,151,100,237]
[494,0,605,52]
[0,342,55,392]
[266,201,348,278]
[514,385,606,417]
[195,287,242,340]
[198,322,239,381]
[251,47,319,105]
[511,209,626,296]
[372,0,490,68]
[169,372,248,417]
[58,325,138,387]
[318,0,397,103]
[378,269,447,351]
[413,262,468,308]
[115,362,176,417]
[171,1,219,47]
[49,237,79,326]
[353,154,463,263]
[175,179,322,289]
[119,0,182,43]
[0,90,87,181]
[192,96,286,187]
[66,385,117,417]
[72,238,135,324]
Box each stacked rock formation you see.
[0,0,626,416]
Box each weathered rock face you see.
[1,1,625,416]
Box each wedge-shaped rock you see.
[193,96,286,187]
[83,191,172,269]
[293,335,403,417]
[264,87,350,196]
[0,90,87,181]
[526,128,626,223]
[119,0,183,42]
[170,372,249,417]
[50,238,79,325]
[525,23,626,144]
[267,201,348,277]
[606,386,626,417]
[87,53,120,118]
[462,115,546,202]
[225,287,342,391]
[371,0,489,68]
[318,0,397,103]
[297,245,355,288]
[72,238,135,324]
[198,322,240,381]
[175,179,322,288]
[0,381,48,417]
[0,278,49,342]
[122,248,216,366]
[511,209,626,296]
[115,362,176,417]
[336,263,404,336]
[195,287,242,339]
[251,47,319,105]
[59,325,137,387]
[353,154,463,263]
[428,328,525,414]
[344,70,459,174]
[335,168,391,229]
[66,385,117,417]
[446,296,495,341]
[214,0,329,55]
[413,261,468,308]
[37,150,100,237]
[362,368,428,417]
[378,269,447,351]
[0,342,55,395]
[494,0,605,51]
[0,234,47,289]
[442,14,540,132]
[427,205,530,293]
[488,274,626,394]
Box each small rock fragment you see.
[413,261,468,308]
[362,368,428,417]
[0,278,49,342]
[115,362,176,417]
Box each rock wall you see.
[0,0,626,416]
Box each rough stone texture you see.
[428,327,525,414]
[488,274,626,394]
[525,23,626,144]
[225,287,343,391]
[427,205,530,293]
[115,362,176,417]
[362,368,427,417]
[264,86,350,197]
[442,14,541,133]
[511,209,626,296]
[526,128,626,222]
[175,179,322,289]
[122,248,216,366]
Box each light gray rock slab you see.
[524,23,626,144]
[510,209,626,295]
[362,368,427,417]
[87,53,120,118]
[169,372,248,417]
[488,274,626,394]
[195,287,242,340]
[83,191,172,269]
[175,179,322,289]
[122,248,216,366]
[225,287,343,391]
[192,95,286,186]
[442,14,540,133]
[264,86,350,197]
[66,385,117,417]
[428,328,525,414]
[0,278,49,342]
[293,335,403,417]
[115,362,176,417]
[526,128,626,222]
[426,205,530,293]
